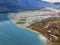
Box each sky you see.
[43,0,60,3]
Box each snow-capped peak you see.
[42,0,60,3]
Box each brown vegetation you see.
[27,17,60,45]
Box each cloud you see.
[42,0,60,3]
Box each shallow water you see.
[0,14,45,45]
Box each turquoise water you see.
[0,14,44,45]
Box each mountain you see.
[1,0,60,13]
[53,2,60,5]
[53,2,60,6]
[52,2,60,9]
[0,0,52,13]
